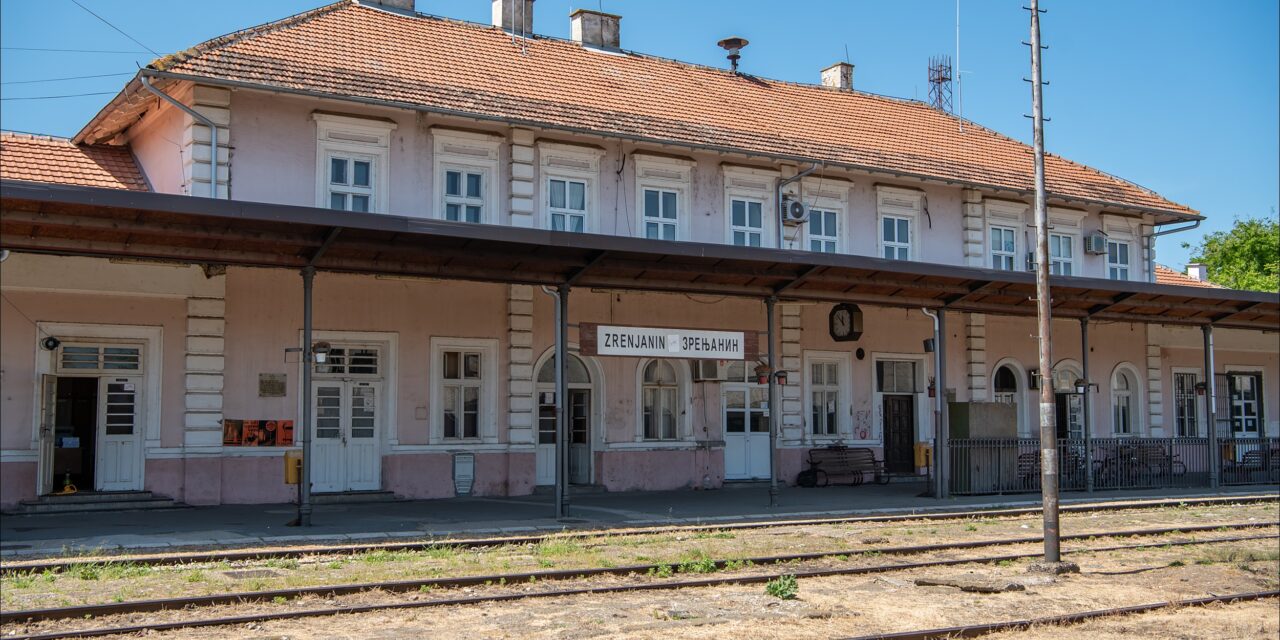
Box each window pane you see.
[662,191,677,219]
[646,222,660,239]
[731,200,745,226]
[463,352,481,379]
[443,386,458,438]
[446,203,461,221]
[824,211,836,235]
[465,205,481,223]
[644,190,659,217]
[734,231,745,246]
[570,215,584,233]
[329,192,346,210]
[884,246,895,260]
[551,213,565,231]
[883,217,893,241]
[569,181,586,210]
[353,161,370,188]
[897,218,909,241]
[463,387,479,438]
[549,180,566,209]
[748,233,761,247]
[466,173,482,198]
[350,195,369,212]
[446,171,461,196]
[662,225,676,241]
[748,202,761,228]
[443,351,460,380]
[330,158,347,184]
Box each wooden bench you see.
[798,447,888,487]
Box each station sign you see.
[580,323,755,360]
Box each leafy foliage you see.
[1183,215,1279,292]
[765,574,798,600]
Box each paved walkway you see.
[1,483,1275,557]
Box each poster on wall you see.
[223,420,295,446]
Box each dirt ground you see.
[8,535,1277,640]
[4,501,1274,612]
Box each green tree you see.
[1182,214,1279,292]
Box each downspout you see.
[775,165,818,249]
[140,76,222,199]
[1147,219,1201,283]
[921,308,946,499]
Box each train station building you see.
[1,0,1276,512]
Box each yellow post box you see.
[914,442,933,469]
[284,449,302,485]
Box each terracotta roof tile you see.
[1154,264,1221,289]
[106,1,1192,216]
[0,132,148,191]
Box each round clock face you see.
[831,309,852,336]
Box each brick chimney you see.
[1186,262,1208,282]
[821,62,854,91]
[492,0,534,34]
[363,0,415,12]
[570,9,621,50]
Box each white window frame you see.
[1110,363,1144,436]
[433,129,500,224]
[1171,367,1204,438]
[1049,233,1075,275]
[314,113,395,214]
[547,177,590,232]
[801,177,850,254]
[539,142,603,233]
[876,186,922,261]
[1107,239,1131,281]
[989,225,1018,271]
[632,359,693,445]
[729,197,767,247]
[803,350,852,441]
[430,337,498,444]
[723,166,778,247]
[1101,214,1142,281]
[1045,207,1084,276]
[985,200,1027,272]
[634,154,693,241]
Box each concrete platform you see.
[1,482,1275,558]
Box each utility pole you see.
[1028,0,1061,565]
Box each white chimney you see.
[364,0,415,12]
[570,9,621,50]
[1186,262,1208,282]
[821,62,854,91]
[492,0,534,34]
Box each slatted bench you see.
[798,447,888,487]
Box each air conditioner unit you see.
[692,360,726,382]
[780,198,809,225]
[1084,233,1109,255]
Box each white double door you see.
[39,374,144,493]
[723,384,771,480]
[535,388,592,486]
[311,380,382,493]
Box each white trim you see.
[869,351,933,447]
[314,114,394,214]
[802,350,853,443]
[538,142,601,233]
[800,176,849,254]
[1170,367,1206,438]
[531,345,606,446]
[990,357,1030,437]
[434,130,501,225]
[634,154,693,241]
[1110,361,1144,436]
[723,166,778,247]
[1,450,39,463]
[633,358,693,442]
[876,186,922,261]
[430,337,500,444]
[296,330,399,445]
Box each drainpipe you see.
[775,165,818,249]
[141,75,222,199]
[921,308,947,499]
[1147,219,1200,283]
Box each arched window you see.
[1112,368,1137,435]
[642,360,679,440]
[993,365,1018,404]
[536,355,590,384]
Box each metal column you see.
[298,265,316,527]
[1203,324,1219,489]
[1081,318,1093,492]
[766,296,779,507]
[554,284,570,518]
[936,310,949,499]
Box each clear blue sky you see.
[2,0,1276,269]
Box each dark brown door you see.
[883,395,915,474]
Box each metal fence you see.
[950,437,1278,495]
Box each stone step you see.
[10,496,183,515]
[19,491,156,505]
[310,491,400,504]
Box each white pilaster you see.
[509,128,536,228]
[962,189,985,268]
[507,284,536,444]
[179,84,231,199]
[184,295,225,449]
[966,313,988,401]
[780,304,803,442]
[1146,340,1164,435]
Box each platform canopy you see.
[2,180,1277,332]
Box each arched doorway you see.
[1051,360,1084,440]
[722,360,770,480]
[535,354,594,485]
[992,362,1023,436]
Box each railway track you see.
[840,590,1280,640]
[3,521,1275,640]
[4,493,1274,575]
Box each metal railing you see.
[950,436,1277,495]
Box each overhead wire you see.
[2,72,133,85]
[69,0,161,57]
[0,91,116,101]
[1,46,158,54]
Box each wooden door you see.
[883,395,915,474]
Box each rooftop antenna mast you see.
[956,0,963,131]
[927,55,953,113]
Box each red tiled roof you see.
[1154,264,1220,289]
[88,1,1194,217]
[0,132,148,191]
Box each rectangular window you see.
[313,346,380,377]
[642,188,679,241]
[441,350,483,440]
[1113,394,1132,434]
[990,226,1017,270]
[549,178,588,232]
[1049,234,1074,275]
[58,345,142,373]
[810,361,839,435]
[1173,372,1199,437]
[1107,240,1130,280]
[876,361,918,393]
[327,154,374,213]
[730,198,764,247]
[808,209,839,253]
[882,215,911,260]
[444,169,484,223]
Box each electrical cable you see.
[1,91,116,101]
[2,72,133,85]
[70,0,161,57]
[1,46,157,54]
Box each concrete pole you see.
[1028,0,1061,563]
[1081,318,1093,493]
[555,284,570,518]
[298,266,315,527]
[766,296,779,507]
[1203,324,1219,489]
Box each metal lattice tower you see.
[928,55,954,112]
